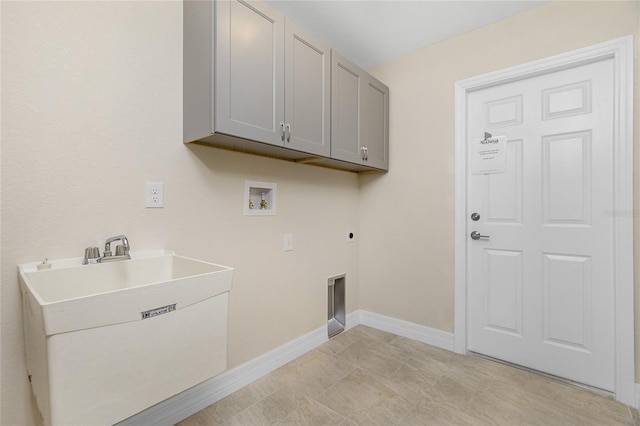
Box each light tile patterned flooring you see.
[177,325,639,425]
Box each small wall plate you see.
[346,228,356,243]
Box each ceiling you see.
[266,0,550,69]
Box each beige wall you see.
[361,0,640,376]
[0,2,359,424]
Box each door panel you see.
[363,77,389,170]
[285,20,330,156]
[487,139,522,224]
[331,53,363,164]
[485,95,523,128]
[542,253,592,351]
[542,81,591,120]
[485,249,523,336]
[543,131,592,225]
[467,58,614,391]
[216,0,284,145]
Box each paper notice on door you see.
[471,134,507,174]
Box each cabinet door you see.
[215,0,285,146]
[331,52,364,164]
[362,75,389,170]
[183,0,213,143]
[284,20,331,157]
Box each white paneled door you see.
[466,58,615,391]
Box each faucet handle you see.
[82,247,101,265]
[115,244,127,256]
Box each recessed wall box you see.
[244,180,276,216]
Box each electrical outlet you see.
[284,233,293,251]
[146,182,164,208]
[346,228,356,243]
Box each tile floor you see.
[177,325,639,425]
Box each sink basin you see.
[20,249,233,336]
[19,250,233,425]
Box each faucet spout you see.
[102,235,131,262]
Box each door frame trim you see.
[453,36,635,405]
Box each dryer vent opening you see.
[328,274,345,338]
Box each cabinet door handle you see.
[280,122,285,142]
[285,123,291,143]
[361,147,366,160]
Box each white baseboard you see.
[118,310,452,425]
[358,310,455,351]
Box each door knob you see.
[471,212,480,221]
[470,231,490,240]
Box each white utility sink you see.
[19,250,233,426]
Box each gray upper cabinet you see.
[331,52,389,170]
[331,52,363,165]
[184,0,388,172]
[284,20,331,157]
[186,0,330,156]
[362,76,389,170]
[215,0,284,146]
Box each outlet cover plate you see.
[146,182,164,208]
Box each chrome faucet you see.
[102,235,131,262]
[83,235,131,265]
